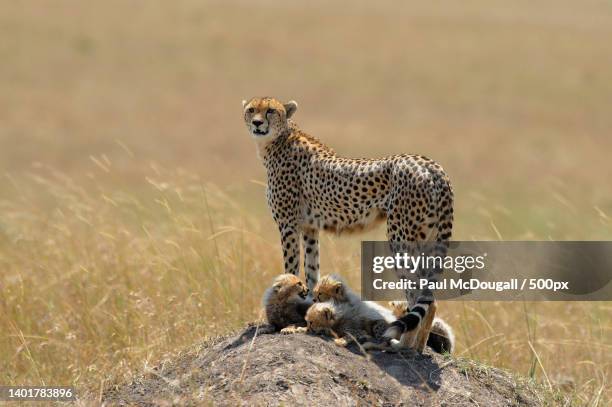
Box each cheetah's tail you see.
[426,317,455,354]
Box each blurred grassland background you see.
[0,0,611,404]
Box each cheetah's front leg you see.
[278,224,301,276]
[302,228,320,291]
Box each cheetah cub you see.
[313,274,393,325]
[308,274,395,346]
[300,301,390,347]
[262,274,313,333]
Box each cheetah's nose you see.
[252,120,264,127]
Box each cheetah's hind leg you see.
[415,300,437,353]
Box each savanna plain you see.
[0,0,610,404]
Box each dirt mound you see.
[103,324,544,406]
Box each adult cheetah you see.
[242,97,454,351]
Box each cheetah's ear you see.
[323,308,333,321]
[334,282,344,296]
[284,101,298,119]
[389,301,408,317]
[242,99,248,108]
[388,301,399,312]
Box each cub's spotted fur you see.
[262,274,313,332]
[306,274,395,346]
[244,97,454,351]
[301,301,391,347]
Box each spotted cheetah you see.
[262,274,313,332]
[243,97,454,352]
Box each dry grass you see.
[0,0,611,405]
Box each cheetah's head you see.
[268,273,309,303]
[305,302,338,334]
[242,97,298,142]
[313,274,347,303]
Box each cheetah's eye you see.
[247,107,255,113]
[266,108,276,115]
